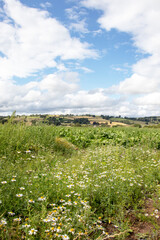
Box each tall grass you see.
[0,123,160,239]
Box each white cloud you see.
[0,69,158,117]
[0,69,157,116]
[0,0,97,79]
[81,0,160,115]
[40,2,52,9]
[65,6,89,34]
[69,19,89,34]
[117,73,159,94]
[39,73,79,97]
[81,0,160,95]
[92,29,103,36]
[0,0,105,116]
[2,0,160,116]
[134,92,160,106]
[0,71,123,115]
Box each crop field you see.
[1,123,160,239]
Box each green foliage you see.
[1,124,160,239]
[45,116,61,126]
[73,118,90,125]
[8,110,16,124]
[133,123,142,128]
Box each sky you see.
[0,0,160,117]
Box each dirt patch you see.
[100,198,160,239]
[126,198,160,239]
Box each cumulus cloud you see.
[1,0,160,116]
[134,93,160,106]
[0,68,154,116]
[0,71,120,115]
[0,0,104,115]
[82,0,160,93]
[0,0,97,79]
[81,0,160,115]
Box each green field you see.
[1,123,160,239]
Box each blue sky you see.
[0,0,160,116]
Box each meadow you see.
[1,122,160,239]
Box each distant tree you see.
[0,117,8,124]
[47,117,61,126]
[40,114,47,119]
[133,123,142,128]
[73,118,90,125]
[93,121,99,126]
[101,115,110,120]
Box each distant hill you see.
[1,114,160,128]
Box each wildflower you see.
[11,178,16,182]
[69,228,75,234]
[50,226,55,231]
[57,226,62,233]
[13,217,21,222]
[22,223,31,228]
[16,194,23,197]
[51,222,56,226]
[103,231,109,236]
[97,225,104,230]
[51,217,57,222]
[20,187,25,190]
[67,184,74,188]
[26,150,31,153]
[62,234,69,240]
[74,193,80,196]
[57,206,63,210]
[28,199,35,203]
[43,218,51,222]
[114,225,118,228]
[38,196,46,201]
[55,233,60,237]
[67,199,72,205]
[1,181,7,184]
[8,212,15,216]
[29,228,38,235]
[66,194,71,197]
[0,219,7,225]
[50,203,56,207]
